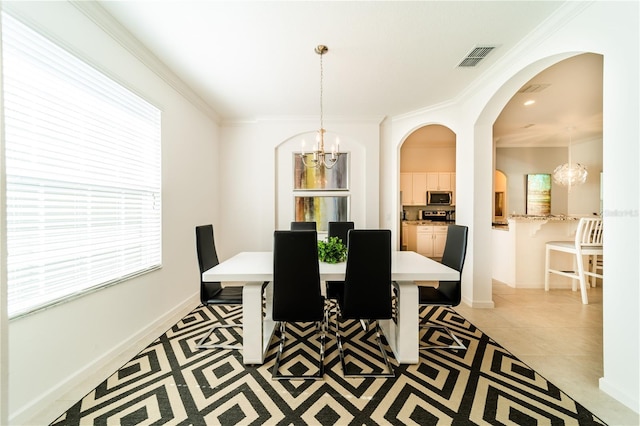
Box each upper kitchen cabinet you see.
[400,173,412,205]
[402,171,457,205]
[401,172,427,205]
[427,172,452,191]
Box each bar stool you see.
[544,217,603,304]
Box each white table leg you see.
[242,281,275,364]
[380,281,419,364]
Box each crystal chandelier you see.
[300,45,341,169]
[552,128,587,191]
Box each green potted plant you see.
[317,236,347,263]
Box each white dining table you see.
[202,250,459,365]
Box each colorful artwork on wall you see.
[526,173,551,215]
[294,196,349,232]
[293,153,349,190]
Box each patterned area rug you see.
[51,305,605,425]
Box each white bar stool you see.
[544,217,603,304]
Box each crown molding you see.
[70,1,221,123]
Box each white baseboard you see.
[462,295,495,309]
[599,377,640,414]
[16,294,199,426]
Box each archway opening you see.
[399,124,456,254]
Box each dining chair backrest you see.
[196,225,242,305]
[437,225,468,306]
[340,229,392,320]
[195,224,224,304]
[195,224,219,278]
[328,221,355,245]
[290,221,317,231]
[575,217,603,248]
[272,230,324,322]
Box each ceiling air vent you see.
[457,45,497,67]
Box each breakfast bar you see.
[492,215,582,288]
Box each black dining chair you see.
[272,230,327,380]
[328,221,354,245]
[290,221,316,231]
[195,224,244,350]
[325,221,355,324]
[335,229,395,378]
[418,224,468,350]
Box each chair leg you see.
[420,323,466,350]
[197,324,242,350]
[327,299,338,333]
[592,255,597,287]
[576,253,589,305]
[544,246,551,291]
[336,316,394,378]
[571,254,579,292]
[420,307,466,351]
[272,321,325,380]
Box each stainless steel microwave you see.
[427,191,452,205]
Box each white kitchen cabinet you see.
[432,225,448,257]
[401,223,408,250]
[415,225,449,258]
[416,226,432,256]
[427,172,452,191]
[412,173,427,205]
[400,172,427,205]
[402,171,456,206]
[400,173,413,205]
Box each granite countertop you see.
[403,220,455,225]
[507,215,582,221]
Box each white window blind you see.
[2,12,162,318]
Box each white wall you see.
[569,138,603,215]
[217,117,382,259]
[0,3,221,423]
[496,138,602,216]
[380,1,639,413]
[400,145,456,172]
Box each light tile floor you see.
[454,281,639,425]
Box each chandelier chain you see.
[319,49,324,132]
[299,44,340,169]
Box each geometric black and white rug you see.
[51,305,606,425]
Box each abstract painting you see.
[294,196,349,232]
[526,173,551,215]
[293,153,349,190]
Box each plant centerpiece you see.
[317,236,347,263]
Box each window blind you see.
[2,12,162,318]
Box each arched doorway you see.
[490,53,603,288]
[399,124,456,253]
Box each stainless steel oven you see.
[422,210,448,221]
